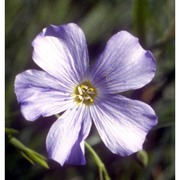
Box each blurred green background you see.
[5,0,175,179]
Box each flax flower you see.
[14,23,157,166]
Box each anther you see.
[78,86,83,95]
[73,81,97,105]
[81,85,88,90]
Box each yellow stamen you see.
[73,81,97,106]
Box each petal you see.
[32,23,89,85]
[14,69,74,121]
[90,31,156,93]
[46,105,92,166]
[90,95,157,156]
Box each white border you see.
[175,0,178,179]
[1,0,5,179]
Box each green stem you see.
[55,114,60,119]
[85,141,111,180]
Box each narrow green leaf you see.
[27,150,49,169]
[5,128,18,135]
[20,151,35,165]
[9,136,27,151]
[32,150,48,160]
[25,148,49,169]
[6,131,49,169]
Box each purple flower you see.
[14,23,157,166]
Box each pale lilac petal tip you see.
[46,106,92,166]
[14,69,73,121]
[90,31,156,93]
[91,95,157,156]
[32,23,89,84]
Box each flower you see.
[14,23,157,166]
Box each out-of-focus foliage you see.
[5,0,175,179]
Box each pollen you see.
[73,81,97,105]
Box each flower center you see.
[73,81,97,105]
